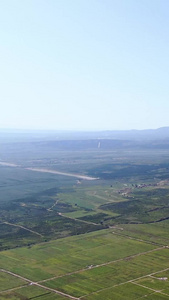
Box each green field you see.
[1,229,169,299]
[2,139,169,298]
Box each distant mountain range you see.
[1,127,169,142]
[94,127,169,141]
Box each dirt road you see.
[0,269,79,300]
[26,167,98,180]
[0,161,98,181]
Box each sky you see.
[0,0,169,131]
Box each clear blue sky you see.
[1,0,169,130]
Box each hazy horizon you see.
[1,126,169,133]
[1,0,169,131]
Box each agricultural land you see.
[1,129,169,299]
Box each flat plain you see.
[1,135,169,299]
